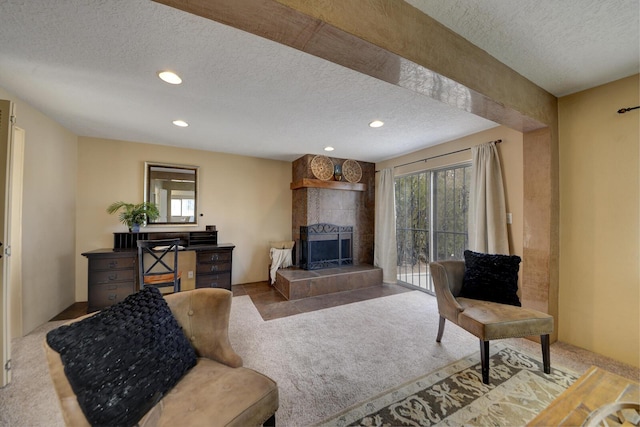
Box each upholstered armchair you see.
[44,288,279,426]
[430,258,553,385]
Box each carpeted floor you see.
[1,291,638,427]
[0,320,66,427]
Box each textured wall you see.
[0,86,78,336]
[76,137,292,296]
[558,75,639,367]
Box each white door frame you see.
[8,127,24,340]
[0,100,14,387]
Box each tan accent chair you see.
[429,260,553,385]
[44,288,279,426]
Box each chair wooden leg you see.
[480,340,490,384]
[436,316,446,342]
[541,334,550,374]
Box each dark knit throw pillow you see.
[46,287,196,427]
[460,250,522,306]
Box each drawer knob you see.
[210,265,218,272]
[108,294,117,300]
[108,261,118,269]
[210,254,219,261]
[108,274,117,281]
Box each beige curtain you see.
[469,142,510,254]
[374,168,397,283]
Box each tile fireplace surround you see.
[291,154,375,267]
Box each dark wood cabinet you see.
[83,249,136,312]
[84,232,235,311]
[195,246,234,289]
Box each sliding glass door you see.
[395,163,471,293]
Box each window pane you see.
[395,163,471,293]
[182,199,195,217]
[171,199,181,216]
[433,164,470,261]
[395,171,430,291]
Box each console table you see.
[83,231,234,312]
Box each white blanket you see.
[269,248,293,284]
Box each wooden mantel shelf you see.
[290,178,366,191]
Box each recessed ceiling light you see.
[158,71,182,85]
[172,120,189,127]
[369,120,384,128]
[324,146,335,152]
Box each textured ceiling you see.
[407,0,640,97]
[0,1,637,163]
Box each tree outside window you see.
[395,163,470,292]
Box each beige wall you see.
[75,137,292,301]
[3,70,638,372]
[558,75,639,368]
[376,126,524,260]
[0,86,78,335]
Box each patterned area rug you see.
[318,343,579,427]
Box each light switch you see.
[188,271,194,279]
[506,213,513,224]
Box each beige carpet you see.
[1,291,638,427]
[0,320,66,426]
[317,342,579,426]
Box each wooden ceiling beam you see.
[152,0,556,132]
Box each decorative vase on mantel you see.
[130,223,141,233]
[333,163,343,181]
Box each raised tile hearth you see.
[273,265,383,300]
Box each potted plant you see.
[106,201,160,232]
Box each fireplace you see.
[300,223,353,270]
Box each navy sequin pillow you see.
[460,250,522,306]
[46,287,196,427]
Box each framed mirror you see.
[144,162,198,225]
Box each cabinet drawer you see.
[89,268,135,285]
[196,262,231,274]
[196,272,231,289]
[90,256,135,271]
[88,282,135,311]
[197,251,232,263]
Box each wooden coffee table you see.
[528,366,639,426]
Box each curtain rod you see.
[617,106,639,114]
[377,139,502,172]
